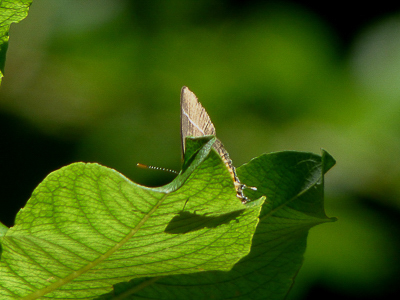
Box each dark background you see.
[1,1,400,299]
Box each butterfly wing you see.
[180,86,216,156]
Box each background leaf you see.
[0,137,263,299]
[0,0,32,83]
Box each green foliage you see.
[0,3,336,298]
[0,0,32,83]
[0,0,397,298]
[0,222,7,237]
[0,137,335,299]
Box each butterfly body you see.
[180,86,248,202]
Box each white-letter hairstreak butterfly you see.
[180,86,254,203]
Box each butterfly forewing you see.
[180,87,216,155]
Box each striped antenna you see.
[136,163,179,174]
[244,185,258,191]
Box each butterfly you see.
[180,86,253,203]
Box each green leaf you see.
[100,149,336,300]
[0,0,32,83]
[0,222,8,237]
[0,137,264,299]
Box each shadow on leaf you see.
[165,209,245,234]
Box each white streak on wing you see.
[182,109,205,135]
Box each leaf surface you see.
[0,137,263,299]
[102,150,336,300]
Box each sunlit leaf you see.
[0,136,264,299]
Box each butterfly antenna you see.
[243,184,257,191]
[136,163,179,174]
[237,184,257,204]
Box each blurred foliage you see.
[1,0,400,299]
[0,0,32,82]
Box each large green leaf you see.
[97,150,336,300]
[0,0,32,83]
[0,136,264,299]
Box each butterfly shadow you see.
[164,208,245,234]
